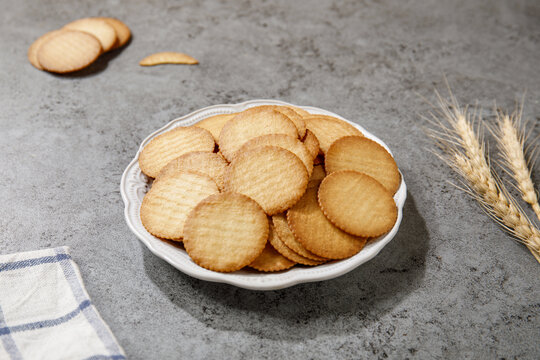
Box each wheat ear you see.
[423,88,540,262]
[494,109,540,221]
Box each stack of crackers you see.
[139,105,400,273]
[28,17,131,73]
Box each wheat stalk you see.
[422,87,540,262]
[493,108,540,221]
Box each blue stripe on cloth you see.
[0,300,90,336]
[0,304,23,360]
[54,248,124,357]
[84,355,126,360]
[0,253,71,273]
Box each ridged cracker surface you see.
[156,151,228,190]
[28,30,64,70]
[249,240,295,272]
[195,114,235,142]
[267,222,324,266]
[64,18,117,52]
[302,129,320,159]
[183,193,268,272]
[140,172,219,240]
[218,108,298,161]
[304,115,363,154]
[272,213,327,261]
[325,136,401,194]
[224,146,308,215]
[318,170,397,237]
[138,126,215,178]
[287,186,367,259]
[97,17,131,49]
[237,134,313,176]
[37,30,101,73]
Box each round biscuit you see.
[138,126,215,178]
[302,129,320,159]
[272,213,327,261]
[304,115,363,154]
[286,106,311,118]
[218,107,298,161]
[64,18,117,52]
[28,29,64,70]
[183,193,268,273]
[249,240,296,272]
[140,171,219,240]
[97,17,131,49]
[318,170,397,237]
[274,106,306,138]
[267,221,325,266]
[237,134,313,176]
[37,30,101,74]
[195,113,235,142]
[287,186,367,259]
[325,136,401,194]
[224,146,308,215]
[156,151,228,190]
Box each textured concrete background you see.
[1,0,539,358]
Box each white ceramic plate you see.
[121,99,407,290]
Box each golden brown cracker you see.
[318,170,397,237]
[37,30,102,73]
[140,172,219,240]
[139,52,198,66]
[218,107,298,161]
[267,222,325,266]
[28,30,64,70]
[287,186,367,259]
[183,193,268,272]
[139,126,215,178]
[249,240,295,272]
[224,146,308,215]
[307,164,326,189]
[325,136,400,194]
[195,113,235,142]
[272,213,327,261]
[302,129,320,159]
[286,106,311,118]
[97,17,130,49]
[156,151,228,190]
[304,115,363,154]
[274,106,306,138]
[64,18,117,52]
[237,134,313,176]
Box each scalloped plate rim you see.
[120,99,407,290]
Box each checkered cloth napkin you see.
[0,247,125,360]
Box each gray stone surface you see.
[1,0,539,358]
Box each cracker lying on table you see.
[37,30,102,74]
[64,17,118,52]
[139,52,198,66]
